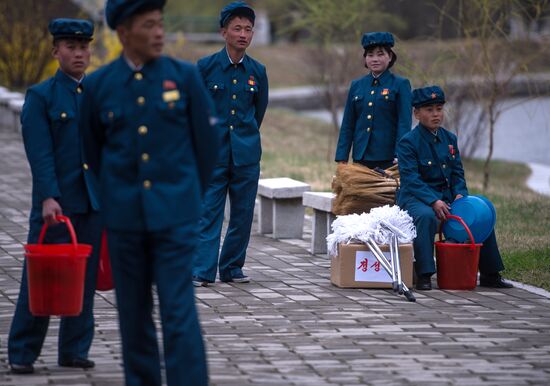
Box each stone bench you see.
[257,177,311,239]
[0,90,24,131]
[8,99,24,133]
[302,192,335,255]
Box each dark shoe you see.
[10,363,34,374]
[192,276,209,287]
[416,274,432,291]
[479,273,514,288]
[59,358,95,368]
[222,273,250,283]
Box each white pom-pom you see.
[326,205,416,256]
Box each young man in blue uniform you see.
[335,32,412,169]
[192,1,269,287]
[397,85,513,291]
[8,18,101,374]
[80,1,220,385]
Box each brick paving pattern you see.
[1,130,550,385]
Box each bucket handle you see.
[37,215,78,248]
[438,214,477,247]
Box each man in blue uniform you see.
[335,32,412,169]
[8,18,100,374]
[397,85,513,291]
[80,1,220,385]
[192,1,269,286]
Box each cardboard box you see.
[331,243,413,288]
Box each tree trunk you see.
[482,101,496,191]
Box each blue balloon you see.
[442,195,496,243]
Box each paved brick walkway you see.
[1,129,550,385]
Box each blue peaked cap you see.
[105,0,166,30]
[361,32,394,49]
[412,86,446,108]
[48,18,94,41]
[219,2,255,28]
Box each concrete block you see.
[0,90,24,130]
[258,178,310,199]
[257,178,311,239]
[273,197,305,239]
[258,195,273,234]
[9,99,24,133]
[302,192,336,255]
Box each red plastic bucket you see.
[24,216,91,316]
[435,215,482,290]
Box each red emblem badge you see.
[248,75,256,86]
[381,88,390,95]
[163,80,177,90]
[431,92,437,99]
[448,145,455,155]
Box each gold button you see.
[442,164,447,168]
[137,96,145,105]
[138,125,148,135]
[428,161,432,165]
[134,72,143,80]
[83,163,89,170]
[143,180,151,189]
[368,102,373,106]
[370,90,375,95]
[60,112,67,119]
[367,127,371,132]
[433,138,437,143]
[108,111,114,119]
[229,125,234,130]
[231,109,236,115]
[373,80,378,85]
[232,94,237,100]
[385,95,389,100]
[76,86,82,94]
[213,84,218,90]
[234,64,238,69]
[232,79,237,84]
[367,115,372,120]
[141,153,149,162]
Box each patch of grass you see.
[501,248,550,290]
[462,159,550,290]
[166,42,316,88]
[261,111,550,290]
[261,108,335,191]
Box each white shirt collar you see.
[226,48,244,64]
[123,54,144,71]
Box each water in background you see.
[302,97,550,166]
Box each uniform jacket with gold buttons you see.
[335,70,412,162]
[80,55,220,232]
[197,48,268,167]
[21,69,98,214]
[397,124,468,206]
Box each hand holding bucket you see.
[24,215,91,316]
[442,195,496,243]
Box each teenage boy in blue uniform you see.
[397,85,513,291]
[192,1,269,287]
[80,1,220,385]
[8,18,100,375]
[335,32,412,169]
